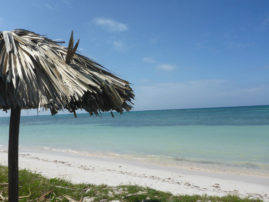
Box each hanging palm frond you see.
[0,29,134,115]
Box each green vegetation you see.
[0,165,261,201]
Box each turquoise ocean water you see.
[0,105,269,171]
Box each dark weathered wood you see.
[8,108,21,202]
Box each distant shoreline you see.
[133,104,269,113]
[1,104,269,117]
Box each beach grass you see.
[0,165,261,202]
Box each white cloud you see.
[61,0,72,5]
[134,80,269,110]
[258,17,269,31]
[45,3,54,10]
[157,64,175,71]
[113,40,124,48]
[149,36,158,44]
[227,41,256,49]
[143,57,156,63]
[262,17,269,27]
[142,58,175,72]
[93,18,128,32]
[112,40,127,51]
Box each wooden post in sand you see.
[8,108,21,202]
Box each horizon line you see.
[0,104,268,117]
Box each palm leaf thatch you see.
[1,29,134,201]
[0,29,134,115]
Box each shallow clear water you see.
[0,105,269,170]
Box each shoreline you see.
[0,150,268,201]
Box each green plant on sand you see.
[0,165,262,202]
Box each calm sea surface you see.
[0,105,269,170]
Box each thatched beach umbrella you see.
[0,29,134,201]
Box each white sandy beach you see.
[0,149,268,201]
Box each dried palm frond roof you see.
[0,29,134,115]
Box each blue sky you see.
[1,0,269,113]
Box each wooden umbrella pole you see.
[8,107,21,202]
